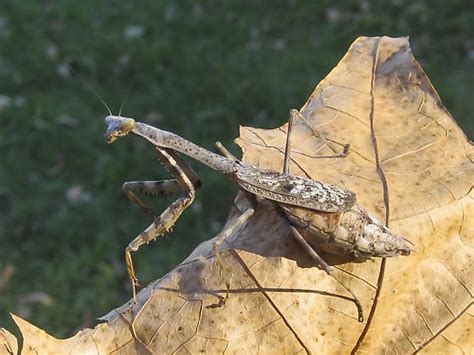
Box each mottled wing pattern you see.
[236,165,356,212]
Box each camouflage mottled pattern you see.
[281,204,411,258]
[105,116,411,263]
[236,164,356,213]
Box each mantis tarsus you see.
[105,109,412,322]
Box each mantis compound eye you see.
[104,116,136,143]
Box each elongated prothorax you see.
[133,122,237,174]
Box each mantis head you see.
[105,115,136,143]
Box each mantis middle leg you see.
[283,109,350,175]
[210,207,255,306]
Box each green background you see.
[1,1,472,339]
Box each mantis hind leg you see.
[282,110,361,320]
[125,147,198,302]
[289,225,364,322]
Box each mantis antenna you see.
[68,64,113,116]
[118,80,136,117]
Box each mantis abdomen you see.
[281,203,411,258]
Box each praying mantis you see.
[105,109,412,322]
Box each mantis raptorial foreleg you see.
[123,180,186,216]
[122,148,201,216]
[122,148,201,221]
[125,147,198,301]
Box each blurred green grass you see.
[0,1,472,338]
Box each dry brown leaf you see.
[7,36,473,354]
[0,327,18,354]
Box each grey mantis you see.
[105,110,412,322]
